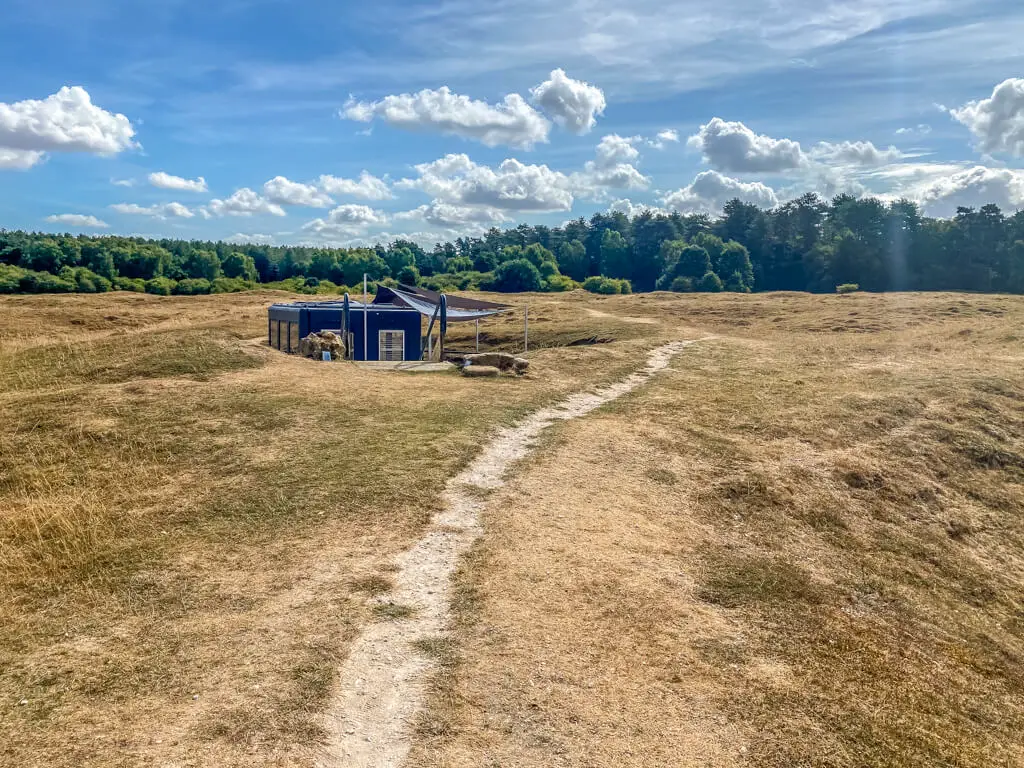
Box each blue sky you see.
[2,0,1023,247]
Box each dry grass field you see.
[409,291,1024,768]
[3,289,1024,767]
[0,290,655,767]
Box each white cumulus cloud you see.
[915,165,1024,217]
[226,233,276,245]
[148,171,208,193]
[395,202,510,228]
[204,188,286,218]
[397,153,574,212]
[0,86,136,159]
[0,148,45,170]
[895,124,931,136]
[317,171,392,200]
[46,213,109,228]
[662,170,779,214]
[572,134,650,198]
[810,140,904,165]
[650,129,680,149]
[302,204,389,240]
[688,117,807,173]
[341,87,550,149]
[111,202,195,219]
[949,78,1024,157]
[607,198,668,217]
[530,69,606,135]
[262,176,334,208]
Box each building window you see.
[289,322,299,353]
[379,330,405,361]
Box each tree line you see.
[2,193,1023,297]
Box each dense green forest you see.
[3,193,1024,297]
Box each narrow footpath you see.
[317,340,699,768]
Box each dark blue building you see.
[267,300,421,361]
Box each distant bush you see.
[20,269,76,293]
[486,259,543,292]
[397,264,420,285]
[263,276,313,294]
[836,283,860,294]
[144,277,176,296]
[0,264,27,293]
[114,276,146,292]
[173,278,212,295]
[544,274,578,292]
[60,266,111,293]
[670,276,693,293]
[446,256,474,273]
[725,270,751,293]
[211,277,254,294]
[313,279,342,294]
[697,271,724,292]
[583,276,631,295]
[421,270,492,293]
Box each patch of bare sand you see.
[583,307,659,324]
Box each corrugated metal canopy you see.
[374,284,512,322]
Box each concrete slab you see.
[353,360,457,373]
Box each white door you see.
[379,330,405,361]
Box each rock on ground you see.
[462,365,501,378]
[299,331,346,360]
[461,353,529,375]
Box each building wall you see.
[348,310,422,360]
[267,305,421,361]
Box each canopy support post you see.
[439,294,448,362]
[423,304,440,360]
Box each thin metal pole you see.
[475,319,480,352]
[363,274,368,361]
[524,305,529,353]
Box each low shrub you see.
[114,277,146,292]
[0,264,28,293]
[670,276,693,293]
[545,274,579,292]
[837,283,860,294]
[210,277,254,294]
[583,276,632,295]
[20,270,76,293]
[725,271,751,293]
[61,267,111,293]
[144,277,177,296]
[397,265,420,285]
[446,256,474,273]
[173,278,212,295]
[697,271,724,292]
[421,271,491,292]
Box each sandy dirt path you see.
[316,340,699,768]
[583,307,659,324]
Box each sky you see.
[1,0,1023,248]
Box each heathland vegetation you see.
[3,194,1024,297]
[3,289,1023,767]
